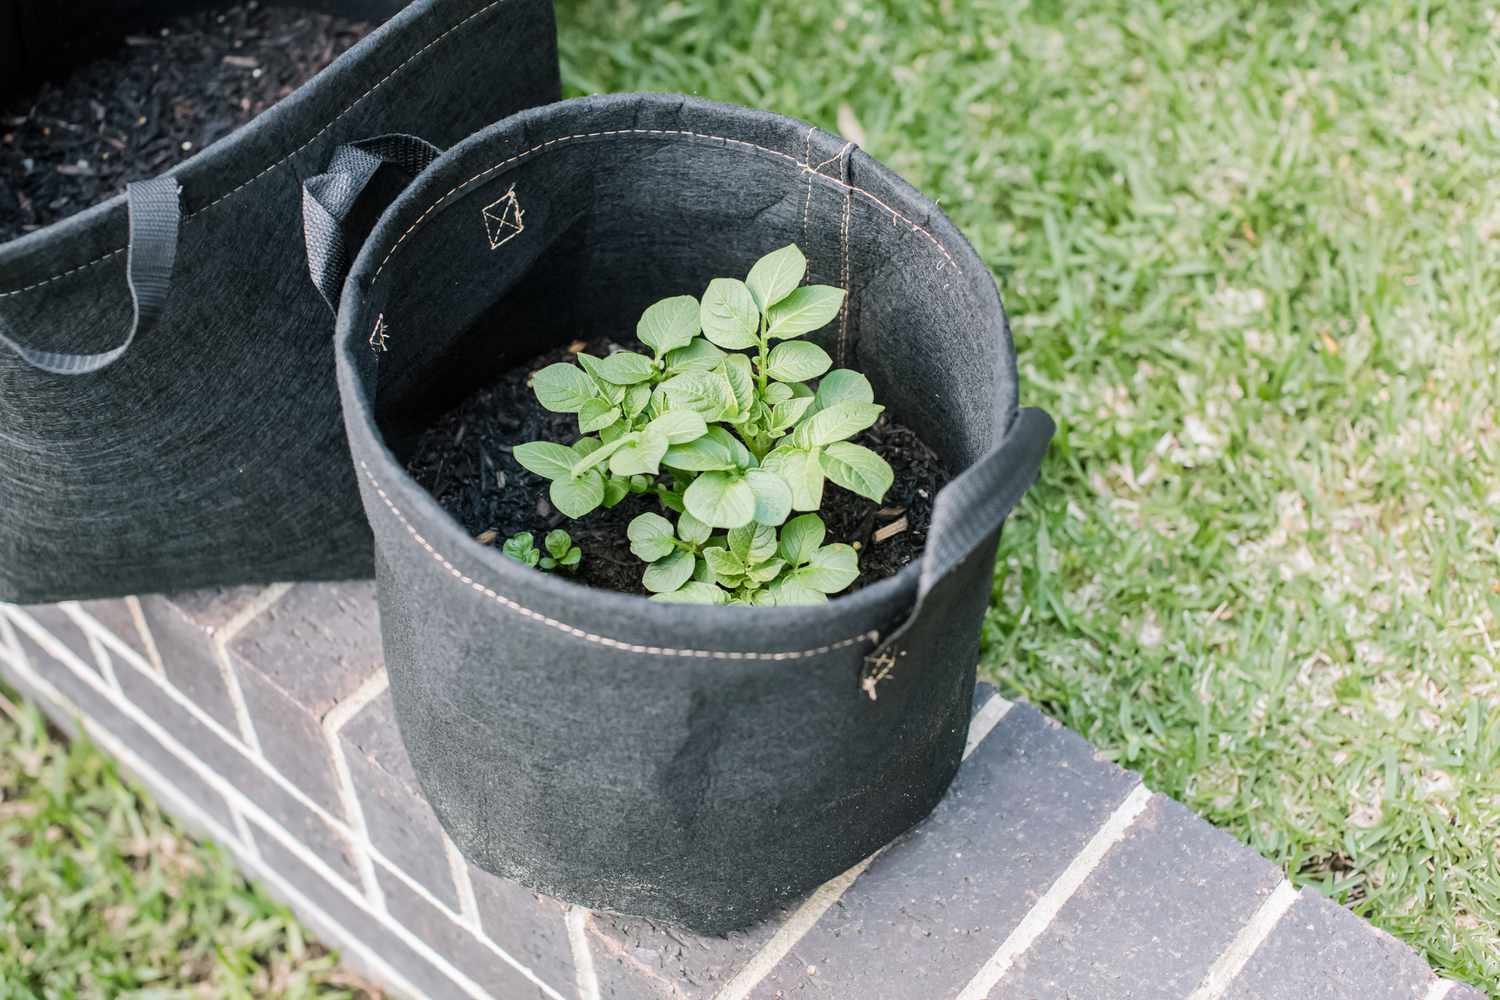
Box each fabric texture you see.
[0,0,561,603]
[335,93,1054,932]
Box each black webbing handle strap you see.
[0,176,181,375]
[861,406,1055,696]
[302,133,441,311]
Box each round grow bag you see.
[0,0,560,604]
[333,93,1055,932]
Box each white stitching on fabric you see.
[800,128,815,247]
[481,185,524,249]
[372,129,961,280]
[357,458,880,661]
[837,143,853,365]
[0,0,511,300]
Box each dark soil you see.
[405,339,951,597]
[1,4,371,242]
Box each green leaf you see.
[763,382,794,404]
[663,371,738,422]
[760,447,825,510]
[628,512,677,562]
[643,549,696,594]
[766,579,827,605]
[549,472,605,518]
[745,468,793,526]
[746,244,806,311]
[646,409,708,445]
[812,369,874,412]
[766,341,833,383]
[727,523,778,565]
[603,476,630,508]
[683,471,757,528]
[569,434,631,476]
[623,384,653,420]
[702,546,746,584]
[592,351,656,385]
[721,354,756,414]
[578,398,620,434]
[543,529,573,560]
[793,543,860,594]
[792,401,884,447]
[747,557,785,584]
[513,442,577,481]
[820,441,894,502]
[766,285,845,339]
[558,546,582,568]
[608,428,668,477]
[531,362,599,412]
[676,510,712,545]
[664,337,726,373]
[663,435,737,472]
[769,395,815,432]
[650,581,728,604]
[778,514,826,566]
[501,532,537,566]
[637,295,701,355]
[699,278,760,350]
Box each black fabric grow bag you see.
[333,93,1054,932]
[0,0,560,604]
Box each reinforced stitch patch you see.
[482,186,524,249]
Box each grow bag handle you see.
[0,176,180,375]
[302,133,442,311]
[861,406,1056,697]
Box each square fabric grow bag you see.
[0,0,560,604]
[333,93,1054,932]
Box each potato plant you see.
[501,529,581,572]
[512,244,892,604]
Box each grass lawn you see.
[557,0,1498,991]
[2,0,1494,994]
[0,689,375,997]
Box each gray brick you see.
[137,593,240,733]
[106,647,362,889]
[14,603,101,676]
[74,598,153,666]
[1223,890,1437,1000]
[224,583,386,816]
[226,581,382,713]
[1001,795,1284,998]
[161,586,268,632]
[341,698,459,910]
[235,664,344,815]
[0,608,236,836]
[588,910,784,1000]
[341,684,422,785]
[469,865,578,1000]
[751,703,1139,999]
[379,865,563,1000]
[247,818,496,1000]
[1442,980,1490,1000]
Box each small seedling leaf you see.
[532,363,599,412]
[766,285,845,339]
[746,244,806,310]
[637,295,701,355]
[699,278,760,350]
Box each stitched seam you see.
[357,459,880,661]
[372,128,961,280]
[837,144,853,365]
[0,0,510,300]
[800,128,814,248]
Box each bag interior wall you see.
[368,133,1006,475]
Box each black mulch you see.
[1,3,371,242]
